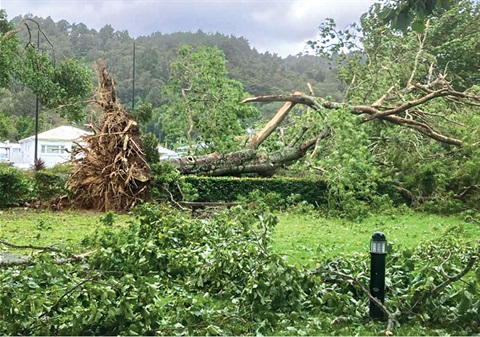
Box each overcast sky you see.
[1,0,376,57]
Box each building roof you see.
[19,126,91,143]
[0,141,20,149]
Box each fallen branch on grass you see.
[0,239,97,268]
[0,239,63,253]
[409,255,478,313]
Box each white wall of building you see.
[20,139,74,168]
[18,126,90,168]
[0,142,21,164]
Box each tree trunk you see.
[170,133,327,176]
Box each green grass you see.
[272,210,479,266]
[1,207,477,262]
[0,208,133,253]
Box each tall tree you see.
[156,45,258,153]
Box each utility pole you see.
[132,39,136,111]
[34,29,40,164]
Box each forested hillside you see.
[0,14,342,141]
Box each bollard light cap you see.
[371,232,387,254]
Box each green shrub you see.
[33,165,72,201]
[0,164,33,208]
[237,189,286,212]
[185,176,328,205]
[150,161,198,202]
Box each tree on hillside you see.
[0,10,92,125]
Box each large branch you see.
[0,239,63,253]
[324,269,395,335]
[247,91,302,149]
[243,90,466,146]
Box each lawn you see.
[272,210,478,266]
[0,208,133,253]
[1,207,477,261]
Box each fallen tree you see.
[168,74,479,177]
[65,60,479,213]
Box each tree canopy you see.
[153,45,258,153]
[0,10,92,140]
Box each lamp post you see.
[369,231,387,320]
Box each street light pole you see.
[370,231,387,320]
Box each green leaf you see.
[394,12,410,31]
[379,8,393,21]
[440,0,451,10]
[457,292,471,315]
[411,20,425,33]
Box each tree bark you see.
[247,91,303,149]
[170,132,328,176]
[243,91,469,146]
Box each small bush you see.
[0,164,33,208]
[33,165,72,201]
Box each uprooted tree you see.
[67,61,151,212]
[169,77,478,175]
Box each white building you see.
[18,126,91,168]
[0,141,21,164]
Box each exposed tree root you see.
[67,61,151,212]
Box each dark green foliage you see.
[0,164,33,207]
[185,175,328,205]
[150,161,198,202]
[0,10,19,89]
[0,112,9,140]
[141,132,160,165]
[0,204,478,335]
[159,45,259,153]
[426,0,480,88]
[0,165,72,206]
[33,165,71,200]
[379,0,453,32]
[131,101,154,125]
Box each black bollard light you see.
[369,231,387,320]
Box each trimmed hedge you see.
[0,164,33,208]
[184,176,328,204]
